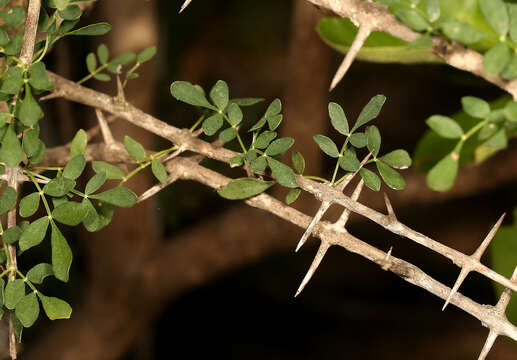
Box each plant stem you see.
[77,64,109,85]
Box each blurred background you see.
[11,0,517,359]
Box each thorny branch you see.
[35,65,517,358]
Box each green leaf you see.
[328,102,349,135]
[484,42,511,77]
[427,153,459,191]
[1,66,24,94]
[360,168,381,191]
[349,132,367,148]
[267,114,283,131]
[0,186,16,214]
[90,187,137,208]
[170,81,215,109]
[265,137,294,157]
[26,263,53,284]
[380,149,412,169]
[484,128,507,149]
[51,223,72,282]
[291,150,305,175]
[461,96,490,119]
[265,99,282,118]
[250,156,267,173]
[426,115,463,139]
[28,62,53,91]
[137,45,157,63]
[352,95,386,132]
[93,73,111,82]
[209,80,229,110]
[84,172,106,195]
[217,178,274,200]
[4,33,22,57]
[0,28,8,46]
[441,20,487,44]
[219,127,238,143]
[5,280,24,310]
[313,135,339,157]
[254,131,277,149]
[479,0,509,36]
[63,154,86,180]
[365,125,381,157]
[124,136,146,162]
[0,7,25,27]
[202,114,223,136]
[267,157,298,188]
[92,161,124,180]
[54,0,71,11]
[52,201,88,226]
[16,86,44,126]
[59,4,82,20]
[66,22,111,36]
[43,176,76,197]
[227,103,243,126]
[15,293,39,328]
[504,101,517,122]
[229,155,244,168]
[248,117,266,132]
[151,158,168,184]
[394,8,430,32]
[70,129,87,157]
[376,160,405,190]
[230,98,264,107]
[19,192,40,218]
[426,0,440,22]
[339,148,360,171]
[478,123,499,140]
[3,225,22,244]
[19,217,50,251]
[39,295,72,320]
[407,33,432,50]
[86,52,97,73]
[82,198,114,232]
[0,125,22,167]
[97,43,109,64]
[285,188,301,205]
[502,53,517,80]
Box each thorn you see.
[442,267,470,311]
[95,109,115,146]
[39,92,62,101]
[477,330,498,360]
[495,265,517,312]
[383,193,396,221]
[296,201,332,252]
[336,151,372,192]
[335,179,364,229]
[473,213,505,260]
[179,0,193,13]
[116,75,126,102]
[295,242,330,297]
[381,247,393,271]
[329,25,371,91]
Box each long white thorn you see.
[442,267,470,311]
[295,241,330,297]
[473,213,505,260]
[329,25,372,91]
[296,201,332,252]
[335,179,364,229]
[477,330,498,360]
[180,0,193,13]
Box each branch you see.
[19,0,40,65]
[304,0,517,99]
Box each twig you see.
[304,0,517,99]
[19,0,41,65]
[95,109,115,146]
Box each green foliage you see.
[217,178,274,200]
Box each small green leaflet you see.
[217,178,274,200]
[92,161,124,180]
[291,151,305,175]
[285,188,301,205]
[483,43,511,77]
[70,129,87,157]
[376,160,405,190]
[63,155,86,180]
[51,223,73,282]
[0,186,16,214]
[461,96,490,119]
[170,81,216,110]
[209,80,229,110]
[479,0,509,36]
[352,95,386,132]
[360,168,381,191]
[26,263,54,284]
[124,136,146,162]
[19,217,50,252]
[313,135,339,157]
[151,159,168,184]
[365,125,381,157]
[43,176,76,197]
[267,158,298,188]
[52,201,89,226]
[66,22,112,36]
[426,115,463,139]
[15,293,39,328]
[427,152,459,191]
[394,8,430,32]
[39,295,72,320]
[89,187,138,207]
[5,280,25,310]
[265,138,294,157]
[0,124,22,167]
[328,102,349,135]
[85,172,107,195]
